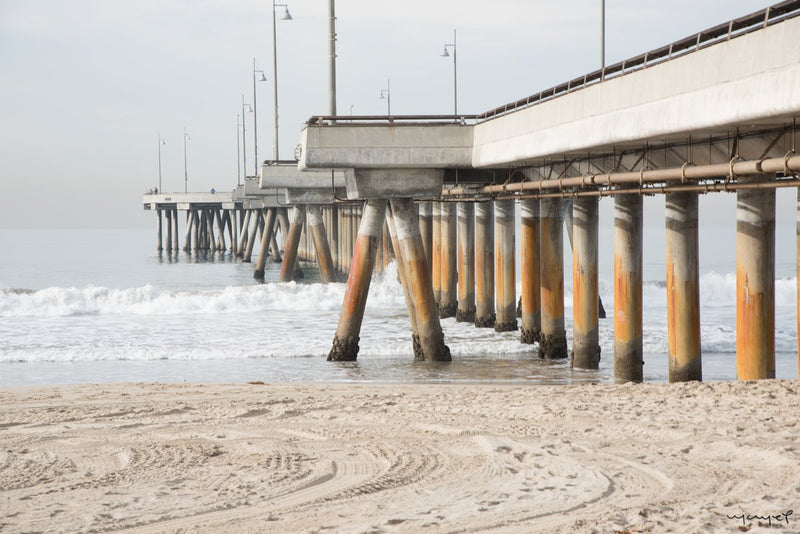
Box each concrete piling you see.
[419,202,433,273]
[665,192,702,382]
[456,202,476,322]
[329,205,339,275]
[614,194,644,382]
[495,199,517,332]
[238,211,251,258]
[156,210,163,251]
[309,204,337,283]
[520,198,541,344]
[165,210,173,251]
[390,198,451,361]
[279,206,306,283]
[736,181,775,380]
[439,202,458,318]
[385,204,423,359]
[475,201,496,328]
[432,202,443,307]
[539,198,568,358]
[328,200,388,361]
[183,211,194,253]
[253,209,277,280]
[572,197,601,369]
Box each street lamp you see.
[272,0,293,161]
[441,29,457,115]
[379,79,391,115]
[252,58,267,176]
[157,132,166,193]
[236,114,241,186]
[183,127,190,193]
[242,95,253,177]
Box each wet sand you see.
[1,380,798,533]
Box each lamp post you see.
[272,0,292,161]
[242,95,253,178]
[379,79,391,115]
[183,127,190,193]
[236,114,241,186]
[252,58,267,174]
[441,29,457,116]
[157,132,165,193]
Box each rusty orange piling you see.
[385,204,423,359]
[665,192,701,381]
[390,198,451,361]
[614,194,643,382]
[419,202,433,274]
[440,202,458,318]
[572,197,600,369]
[279,206,306,282]
[520,198,541,344]
[253,208,277,281]
[456,202,476,323]
[308,205,336,283]
[432,202,443,308]
[475,201,495,328]
[539,198,567,358]
[328,200,388,361]
[495,199,517,332]
[736,181,775,380]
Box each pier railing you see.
[475,0,800,121]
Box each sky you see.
[0,0,793,229]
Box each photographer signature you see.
[727,509,792,527]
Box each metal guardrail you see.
[476,0,800,122]
[306,115,478,126]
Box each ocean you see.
[1,201,798,387]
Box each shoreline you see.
[1,380,799,533]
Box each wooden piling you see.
[474,201,496,328]
[736,181,775,380]
[328,200,387,361]
[572,196,601,369]
[440,202,458,318]
[390,198,451,361]
[495,199,517,332]
[520,198,541,344]
[665,192,701,381]
[614,194,644,382]
[456,202,476,323]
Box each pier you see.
[145,1,800,382]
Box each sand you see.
[1,380,798,534]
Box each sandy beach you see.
[1,380,798,533]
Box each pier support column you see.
[279,206,306,282]
[390,198,451,361]
[540,198,567,358]
[156,210,163,251]
[385,205,423,359]
[192,209,200,252]
[432,202,443,308]
[665,192,701,381]
[419,202,433,274]
[329,205,339,275]
[253,209,277,280]
[456,202,476,322]
[475,201,496,328]
[798,187,800,379]
[237,210,251,257]
[440,202,458,318]
[309,205,337,283]
[165,210,173,251]
[183,211,194,253]
[737,180,775,380]
[495,199,517,332]
[520,198,541,344]
[328,200,387,361]
[614,194,644,382]
[572,197,601,369]
[243,210,260,261]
